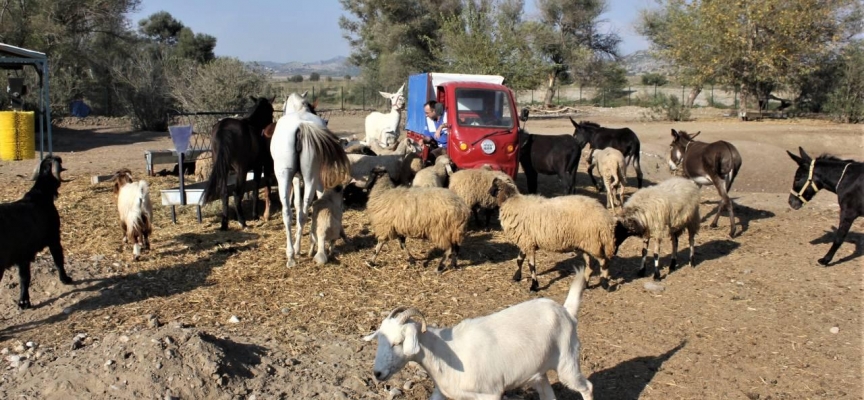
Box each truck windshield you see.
[454,88,513,128]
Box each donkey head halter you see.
[790,159,819,204]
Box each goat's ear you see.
[379,91,391,99]
[786,150,803,165]
[402,323,420,356]
[362,331,378,342]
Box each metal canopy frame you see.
[0,43,52,159]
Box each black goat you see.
[0,156,73,308]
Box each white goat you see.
[363,269,593,400]
[364,84,405,149]
[589,147,626,211]
[112,168,153,261]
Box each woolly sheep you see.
[448,165,515,229]
[112,168,154,261]
[491,178,617,291]
[614,177,700,281]
[308,185,350,265]
[589,147,626,211]
[411,154,454,188]
[363,269,593,400]
[365,168,470,272]
[348,139,420,186]
[194,154,213,182]
[399,151,425,185]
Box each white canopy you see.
[430,73,505,88]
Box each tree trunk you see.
[543,72,557,108]
[738,82,749,119]
[685,86,702,108]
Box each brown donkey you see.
[667,129,743,237]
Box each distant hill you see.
[622,50,672,76]
[250,56,361,78]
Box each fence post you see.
[579,85,582,102]
[602,90,606,107]
[312,86,315,100]
[556,87,560,105]
[628,86,631,106]
[681,85,685,101]
[711,84,714,105]
[341,86,344,110]
[362,88,365,111]
[734,88,738,109]
[531,90,534,104]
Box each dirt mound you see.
[1,323,392,400]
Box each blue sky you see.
[127,0,654,63]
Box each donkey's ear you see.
[690,131,701,139]
[300,90,308,98]
[786,150,803,164]
[798,147,811,161]
[671,129,679,139]
[569,116,579,128]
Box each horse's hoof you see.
[709,222,718,228]
[653,273,662,282]
[529,279,539,292]
[59,275,73,285]
[286,259,297,268]
[817,257,831,266]
[638,267,650,278]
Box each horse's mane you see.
[578,121,601,128]
[817,154,855,163]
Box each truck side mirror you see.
[519,108,530,122]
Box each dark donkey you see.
[204,96,275,230]
[787,147,863,266]
[571,119,644,189]
[668,129,743,237]
[518,130,582,195]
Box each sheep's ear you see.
[362,331,378,342]
[402,323,420,356]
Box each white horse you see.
[363,84,405,149]
[271,92,350,267]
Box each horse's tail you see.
[203,125,233,203]
[298,122,351,188]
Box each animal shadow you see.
[456,233,520,267]
[809,228,863,265]
[610,239,740,285]
[584,341,687,400]
[198,333,267,379]
[701,199,775,235]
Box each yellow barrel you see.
[0,111,36,161]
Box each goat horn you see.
[396,308,427,333]
[387,306,408,320]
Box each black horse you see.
[571,118,644,189]
[203,96,275,230]
[787,147,863,266]
[518,130,582,195]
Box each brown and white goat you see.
[112,169,153,260]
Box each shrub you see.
[642,93,691,122]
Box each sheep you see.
[111,168,154,261]
[411,154,454,188]
[588,147,626,211]
[308,185,350,265]
[364,168,470,272]
[491,177,617,291]
[0,156,74,309]
[399,151,425,185]
[448,165,515,229]
[613,177,701,281]
[348,139,420,186]
[363,268,593,400]
[194,154,213,182]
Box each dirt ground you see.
[0,107,861,400]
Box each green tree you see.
[339,0,462,89]
[344,74,352,80]
[433,0,543,91]
[310,72,321,82]
[529,0,621,107]
[138,12,216,63]
[641,73,669,98]
[825,41,864,122]
[639,0,864,114]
